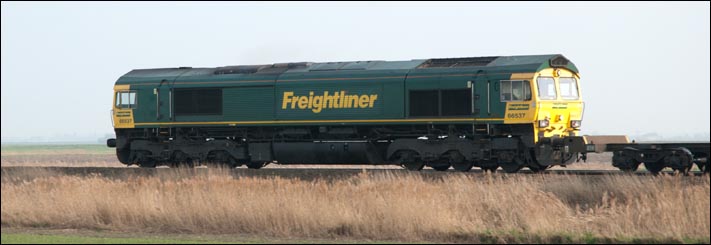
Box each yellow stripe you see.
[134,118,505,126]
[509,73,535,80]
[113,84,131,90]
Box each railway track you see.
[1,167,707,182]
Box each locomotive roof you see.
[117,54,577,83]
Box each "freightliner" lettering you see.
[281,91,378,113]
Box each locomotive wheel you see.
[500,162,522,173]
[207,160,235,169]
[528,163,550,173]
[429,162,451,171]
[171,151,195,168]
[133,151,156,168]
[174,161,195,168]
[453,162,474,172]
[644,161,666,174]
[139,160,156,168]
[396,150,424,171]
[669,165,691,175]
[479,160,499,172]
[534,144,556,166]
[116,148,131,164]
[403,162,425,171]
[172,158,195,168]
[246,162,266,169]
[227,158,242,168]
[209,151,237,168]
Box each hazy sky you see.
[1,2,709,142]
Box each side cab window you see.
[500,80,531,102]
[116,91,137,109]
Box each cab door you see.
[472,72,494,118]
[152,79,173,123]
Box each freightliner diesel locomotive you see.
[106,54,594,172]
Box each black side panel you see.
[409,90,438,116]
[249,143,273,162]
[273,142,373,164]
[174,88,223,116]
[441,89,472,116]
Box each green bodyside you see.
[224,86,275,121]
[274,70,407,120]
[115,55,576,127]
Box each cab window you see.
[500,80,531,102]
[559,77,579,100]
[116,91,137,109]
[536,77,557,100]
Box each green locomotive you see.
[107,54,588,172]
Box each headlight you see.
[538,119,550,128]
[570,120,582,128]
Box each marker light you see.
[538,119,550,128]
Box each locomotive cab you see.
[532,68,583,140]
[528,67,587,166]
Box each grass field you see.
[2,168,709,243]
[1,233,221,244]
[3,230,706,244]
[0,229,405,244]
[2,144,708,243]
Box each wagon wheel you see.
[618,160,641,173]
[699,161,709,174]
[644,161,666,175]
[664,149,694,175]
[612,149,643,173]
[693,152,709,174]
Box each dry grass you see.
[2,169,708,243]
